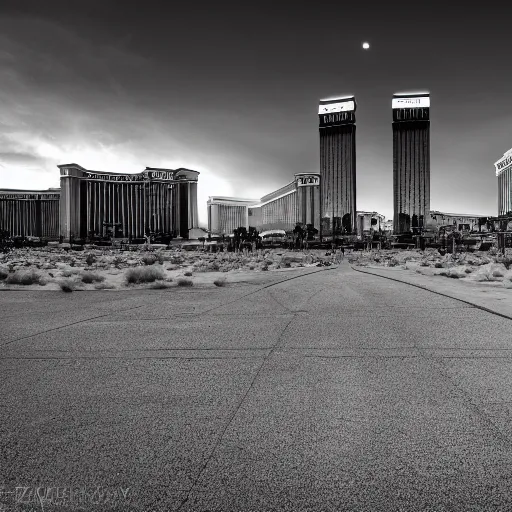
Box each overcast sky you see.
[0,0,510,225]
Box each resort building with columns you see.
[0,188,60,239]
[0,163,200,241]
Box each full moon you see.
[362,42,370,50]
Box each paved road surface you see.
[2,264,512,511]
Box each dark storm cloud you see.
[1,0,511,219]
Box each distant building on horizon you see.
[207,173,321,235]
[427,210,485,232]
[495,148,512,216]
[0,188,60,239]
[392,92,430,234]
[318,96,357,236]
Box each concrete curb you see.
[351,265,512,322]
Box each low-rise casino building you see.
[0,163,200,241]
[208,173,321,235]
[0,188,60,238]
[426,211,484,232]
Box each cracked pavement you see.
[2,264,512,511]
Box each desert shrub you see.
[261,265,269,271]
[434,262,444,268]
[81,272,105,284]
[475,267,494,281]
[499,257,512,270]
[492,269,504,278]
[420,260,430,267]
[0,268,8,280]
[125,265,164,284]
[177,277,193,287]
[213,278,226,287]
[184,271,193,277]
[6,270,45,286]
[141,253,159,266]
[249,265,255,270]
[149,280,171,289]
[94,282,115,290]
[112,256,124,268]
[388,257,399,267]
[85,253,96,266]
[59,279,75,292]
[465,268,472,274]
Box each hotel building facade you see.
[208,173,321,235]
[318,96,357,235]
[0,188,60,238]
[0,163,200,241]
[392,92,431,234]
[495,148,512,216]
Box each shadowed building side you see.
[495,148,512,216]
[392,92,430,234]
[0,189,60,239]
[318,96,357,236]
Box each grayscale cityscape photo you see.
[2,0,512,511]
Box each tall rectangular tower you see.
[318,96,357,236]
[392,92,430,234]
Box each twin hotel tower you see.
[2,92,511,241]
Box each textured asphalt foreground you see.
[2,265,512,511]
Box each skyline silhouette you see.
[0,0,510,225]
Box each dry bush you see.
[177,277,193,287]
[184,271,193,277]
[434,262,444,268]
[0,268,8,280]
[492,269,505,278]
[141,253,162,266]
[125,265,164,284]
[474,267,495,282]
[213,278,227,287]
[85,253,96,266]
[6,270,46,286]
[59,279,75,292]
[81,272,106,284]
[94,282,115,290]
[149,280,171,289]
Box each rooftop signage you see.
[392,96,430,109]
[296,174,320,187]
[80,170,176,182]
[495,149,512,175]
[318,98,355,114]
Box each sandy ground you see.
[0,248,336,292]
[2,248,512,319]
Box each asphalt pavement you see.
[2,264,512,511]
